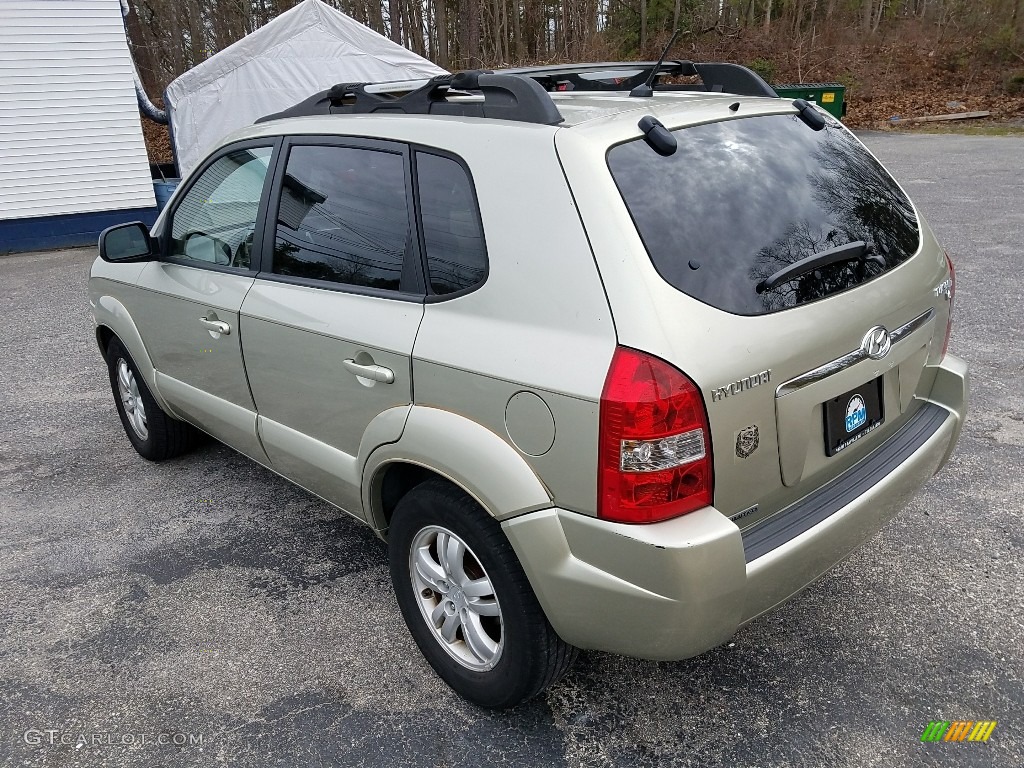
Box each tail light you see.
[941,252,956,357]
[598,346,713,524]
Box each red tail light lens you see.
[598,346,713,524]
[942,252,956,357]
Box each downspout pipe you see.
[120,0,168,125]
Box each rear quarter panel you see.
[406,125,617,516]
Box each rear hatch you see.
[559,107,953,527]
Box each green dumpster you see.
[772,83,847,120]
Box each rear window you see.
[607,114,920,315]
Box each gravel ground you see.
[1,133,1021,768]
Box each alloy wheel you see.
[116,358,148,440]
[409,525,503,671]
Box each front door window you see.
[170,146,273,270]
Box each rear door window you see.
[607,115,920,315]
[270,144,409,291]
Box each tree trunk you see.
[388,0,401,43]
[367,0,386,37]
[862,0,874,33]
[502,0,510,61]
[123,2,159,91]
[640,0,648,53]
[526,0,540,58]
[466,0,482,67]
[512,0,524,62]
[186,0,205,66]
[409,0,425,55]
[458,0,468,64]
[497,0,507,62]
[436,0,450,66]
[872,0,885,33]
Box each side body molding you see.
[363,406,553,531]
[158,373,268,463]
[91,291,173,413]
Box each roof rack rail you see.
[256,71,564,126]
[497,61,778,98]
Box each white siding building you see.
[0,0,156,252]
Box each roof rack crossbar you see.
[499,60,777,99]
[690,62,777,98]
[256,71,564,126]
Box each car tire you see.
[106,336,199,461]
[389,479,577,708]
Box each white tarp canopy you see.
[164,0,445,176]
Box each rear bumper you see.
[502,356,967,660]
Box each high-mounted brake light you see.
[598,347,713,524]
[942,252,956,358]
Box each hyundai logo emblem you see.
[862,326,892,359]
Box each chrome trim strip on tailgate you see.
[742,401,948,562]
[776,308,935,397]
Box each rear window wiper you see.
[755,240,883,294]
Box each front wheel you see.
[106,336,199,461]
[389,480,576,708]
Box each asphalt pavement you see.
[1,133,1021,767]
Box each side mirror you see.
[99,222,154,262]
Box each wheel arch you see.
[363,406,553,535]
[95,325,114,361]
[92,294,171,412]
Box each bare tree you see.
[125,0,1024,92]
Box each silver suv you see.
[90,63,967,708]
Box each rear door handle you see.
[199,316,231,335]
[342,358,394,384]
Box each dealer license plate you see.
[823,377,884,457]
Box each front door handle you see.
[342,358,394,384]
[199,316,231,335]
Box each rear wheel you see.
[106,336,198,461]
[389,480,576,708]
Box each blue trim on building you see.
[1,207,158,254]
